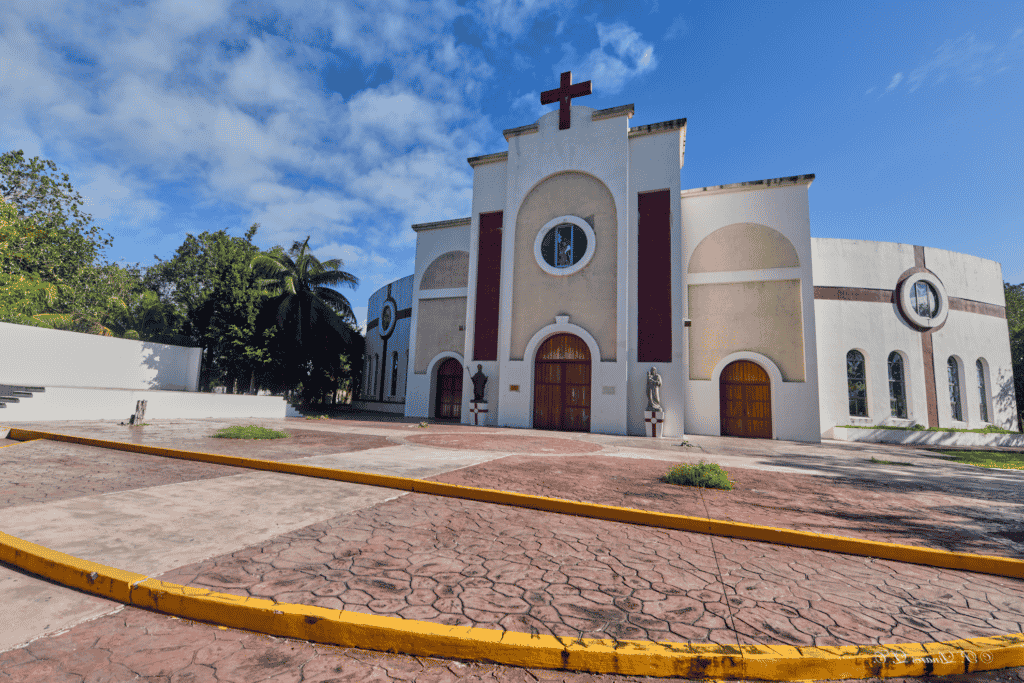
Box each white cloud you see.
[885,72,903,92]
[905,32,1022,92]
[664,16,688,41]
[565,21,657,95]
[474,0,573,41]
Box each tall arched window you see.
[887,352,907,419]
[977,359,988,423]
[948,356,963,421]
[847,350,868,417]
[390,351,399,396]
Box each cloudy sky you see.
[2,1,1021,328]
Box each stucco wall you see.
[688,279,805,381]
[413,297,467,374]
[362,274,413,403]
[813,238,1018,434]
[509,171,618,362]
[420,251,469,290]
[0,321,201,391]
[688,223,800,273]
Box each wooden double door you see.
[434,358,462,419]
[720,360,772,439]
[533,333,591,432]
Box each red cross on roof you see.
[540,71,592,130]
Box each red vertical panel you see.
[638,190,672,362]
[474,211,503,361]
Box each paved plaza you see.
[1,414,1023,682]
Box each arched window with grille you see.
[887,352,907,419]
[948,356,963,422]
[847,350,868,417]
[390,352,399,396]
[976,359,989,423]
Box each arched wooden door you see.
[533,334,591,432]
[435,358,462,419]
[720,360,772,439]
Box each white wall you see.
[813,238,1018,434]
[0,386,291,422]
[362,274,414,407]
[0,321,201,391]
[681,179,821,443]
[405,222,472,420]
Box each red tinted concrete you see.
[404,433,604,453]
[3,418,1024,682]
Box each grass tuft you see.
[305,415,329,420]
[933,450,1024,470]
[213,425,289,440]
[662,460,734,490]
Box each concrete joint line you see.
[3,426,1024,679]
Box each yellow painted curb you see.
[1,530,1022,680]
[7,426,1024,581]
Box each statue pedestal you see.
[644,410,664,438]
[469,400,489,426]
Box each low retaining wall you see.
[828,427,1024,449]
[350,399,406,415]
[0,386,299,421]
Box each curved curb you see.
[3,426,1024,679]
[7,426,1024,580]
[1,530,1022,680]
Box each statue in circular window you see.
[533,215,597,276]
[379,299,397,338]
[541,223,588,269]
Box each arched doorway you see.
[533,333,591,432]
[720,360,772,439]
[434,358,462,419]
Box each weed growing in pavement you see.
[213,425,288,440]
[933,450,1024,470]
[305,414,329,420]
[662,460,734,490]
[418,421,429,428]
[869,456,916,466]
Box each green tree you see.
[145,224,272,392]
[250,237,361,404]
[1005,281,1024,431]
[0,152,141,336]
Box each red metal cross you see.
[540,71,592,130]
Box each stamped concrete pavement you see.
[1,415,1023,682]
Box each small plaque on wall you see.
[602,386,615,395]
[510,385,520,392]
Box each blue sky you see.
[2,1,1021,329]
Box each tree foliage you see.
[251,237,362,404]
[1005,281,1024,430]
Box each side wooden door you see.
[435,358,463,419]
[719,360,772,439]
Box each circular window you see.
[533,215,596,276]
[379,299,397,338]
[898,272,948,330]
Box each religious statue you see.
[469,363,488,402]
[646,367,662,412]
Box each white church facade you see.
[355,75,1018,442]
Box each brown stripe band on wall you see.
[914,245,925,269]
[921,330,939,428]
[814,287,1006,319]
[367,319,378,330]
[948,298,1006,319]
[813,287,893,304]
[397,308,412,320]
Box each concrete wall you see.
[0,386,292,422]
[0,321,201,391]
[509,171,618,361]
[406,220,472,419]
[361,275,413,406]
[681,179,821,443]
[813,238,1018,434]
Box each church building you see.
[355,73,1018,442]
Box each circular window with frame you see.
[533,215,596,276]
[379,299,397,338]
[897,272,948,330]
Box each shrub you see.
[663,460,734,490]
[213,425,288,439]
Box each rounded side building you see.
[352,275,413,414]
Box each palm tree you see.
[250,237,359,400]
